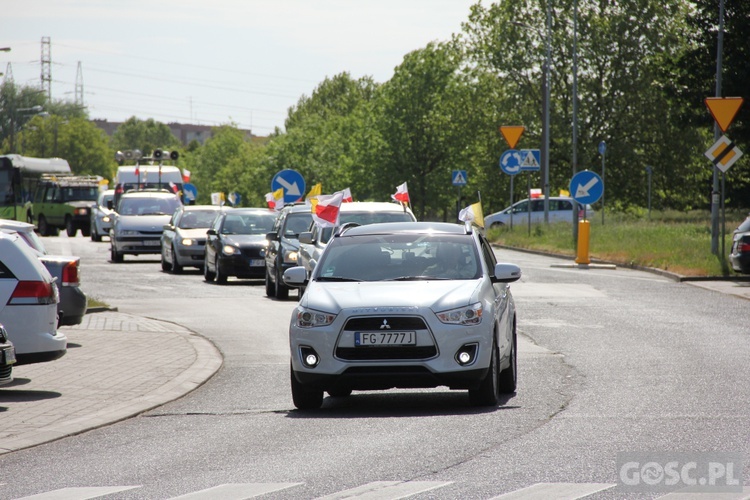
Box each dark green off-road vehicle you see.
[32,175,101,236]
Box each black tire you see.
[171,244,183,274]
[275,267,289,300]
[90,219,101,242]
[38,215,50,236]
[490,222,505,231]
[161,249,172,272]
[215,257,227,284]
[498,329,517,394]
[66,217,76,237]
[111,245,124,263]
[291,365,323,410]
[468,341,500,407]
[327,388,352,398]
[203,257,215,282]
[81,225,91,237]
[265,268,276,297]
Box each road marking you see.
[315,481,453,499]
[17,486,141,499]
[489,482,616,499]
[169,482,302,499]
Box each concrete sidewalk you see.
[0,311,222,455]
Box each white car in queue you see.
[0,231,66,365]
[283,221,521,410]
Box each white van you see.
[113,165,183,207]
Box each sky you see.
[3,0,479,136]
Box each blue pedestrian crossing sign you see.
[452,170,468,186]
[499,150,522,176]
[271,169,306,205]
[228,192,242,206]
[519,150,541,171]
[570,170,604,205]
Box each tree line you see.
[1,0,747,220]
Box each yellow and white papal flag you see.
[458,201,484,228]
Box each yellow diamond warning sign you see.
[705,97,744,133]
[705,135,743,173]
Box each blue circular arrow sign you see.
[570,170,603,205]
[271,169,306,205]
[499,150,522,176]
[182,183,198,204]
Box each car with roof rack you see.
[264,203,313,300]
[283,221,521,410]
[31,174,101,236]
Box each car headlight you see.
[295,307,336,328]
[435,302,483,325]
[181,238,195,246]
[102,216,111,223]
[222,244,239,255]
[119,230,140,236]
[283,249,298,264]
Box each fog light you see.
[455,343,478,366]
[300,346,319,367]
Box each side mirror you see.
[206,229,217,236]
[265,231,278,242]
[106,200,114,210]
[492,263,522,283]
[283,266,308,286]
[163,224,172,230]
[298,231,313,245]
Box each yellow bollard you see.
[575,220,591,265]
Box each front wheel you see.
[215,257,227,284]
[66,217,76,237]
[90,219,101,242]
[203,256,215,282]
[111,245,124,263]
[161,248,172,272]
[171,244,183,274]
[275,267,290,300]
[291,365,323,410]
[265,268,276,297]
[468,341,500,407]
[498,329,517,394]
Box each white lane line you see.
[169,482,302,499]
[489,482,616,500]
[316,481,453,500]
[17,486,141,499]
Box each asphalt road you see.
[0,233,748,499]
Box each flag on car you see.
[265,192,276,209]
[458,201,485,228]
[182,169,191,183]
[211,192,225,206]
[272,187,285,211]
[305,183,322,204]
[342,187,353,203]
[391,182,410,204]
[312,191,344,228]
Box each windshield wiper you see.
[316,276,360,282]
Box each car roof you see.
[0,220,35,234]
[339,201,414,214]
[340,221,469,237]
[280,203,313,214]
[181,204,222,212]
[121,191,180,199]
[226,207,275,214]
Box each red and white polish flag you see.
[391,182,410,203]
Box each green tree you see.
[0,82,47,153]
[16,115,116,179]
[110,116,180,156]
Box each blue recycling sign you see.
[569,170,604,205]
[499,150,522,176]
[452,170,468,186]
[271,169,306,205]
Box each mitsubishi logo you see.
[380,319,391,330]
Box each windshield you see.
[284,213,313,237]
[179,210,219,229]
[221,212,276,235]
[63,186,98,201]
[315,233,480,281]
[118,196,180,216]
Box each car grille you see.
[337,315,435,361]
[240,247,264,259]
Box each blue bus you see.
[0,155,71,222]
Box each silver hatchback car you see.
[284,222,521,410]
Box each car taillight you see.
[739,242,750,253]
[75,207,89,216]
[62,261,80,286]
[9,281,58,305]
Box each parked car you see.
[0,323,16,386]
[32,174,100,236]
[298,201,417,281]
[0,219,87,326]
[729,214,750,274]
[204,208,278,284]
[484,196,594,229]
[90,189,115,242]
[161,205,223,273]
[265,204,313,300]
[283,221,521,410]
[110,190,182,263]
[0,231,67,365]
